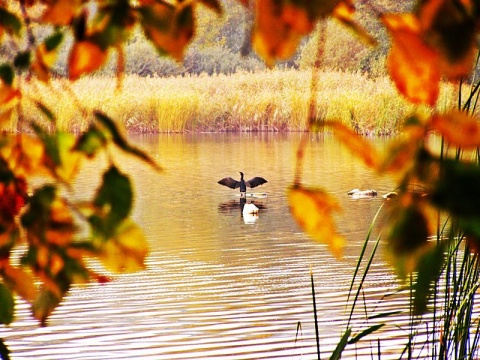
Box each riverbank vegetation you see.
[15,69,454,135]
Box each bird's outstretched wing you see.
[218,177,240,189]
[246,177,267,188]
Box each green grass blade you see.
[329,327,351,360]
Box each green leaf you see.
[0,8,22,36]
[387,204,429,256]
[330,327,351,360]
[30,122,61,166]
[413,243,445,314]
[348,323,384,344]
[32,290,61,326]
[13,51,31,70]
[74,125,107,157]
[0,64,13,86]
[94,111,161,171]
[45,31,64,51]
[20,185,56,229]
[35,101,55,122]
[0,338,10,360]
[431,159,480,217]
[0,283,14,325]
[91,166,133,239]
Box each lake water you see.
[2,133,425,359]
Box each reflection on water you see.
[2,133,419,359]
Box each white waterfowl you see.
[242,203,259,215]
[347,189,378,198]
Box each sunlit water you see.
[2,133,435,359]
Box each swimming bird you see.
[347,189,377,198]
[218,172,267,198]
[243,203,259,215]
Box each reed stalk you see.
[12,70,454,134]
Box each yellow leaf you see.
[99,220,148,273]
[55,132,83,182]
[46,198,75,246]
[31,43,58,82]
[288,186,345,257]
[69,41,108,81]
[382,13,440,106]
[42,0,82,26]
[431,110,480,149]
[1,135,48,178]
[0,108,13,128]
[328,121,379,169]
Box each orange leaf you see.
[0,262,38,302]
[139,2,194,61]
[417,0,476,80]
[253,0,302,66]
[0,83,20,106]
[328,121,380,169]
[69,41,108,80]
[382,13,440,106]
[288,186,345,257]
[281,3,315,34]
[431,110,480,149]
[42,0,82,26]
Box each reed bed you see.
[14,69,455,134]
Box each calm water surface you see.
[3,133,424,359]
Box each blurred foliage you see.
[0,1,477,358]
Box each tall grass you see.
[12,69,453,134]
[314,80,480,359]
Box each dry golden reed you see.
[13,69,455,134]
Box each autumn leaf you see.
[42,0,82,26]
[31,33,63,82]
[98,219,148,273]
[252,0,303,66]
[0,262,37,303]
[328,121,379,169]
[417,0,476,80]
[138,1,195,61]
[45,198,75,246]
[430,110,480,149]
[0,135,47,178]
[69,41,108,81]
[0,84,20,106]
[382,13,440,106]
[288,185,345,257]
[54,132,83,183]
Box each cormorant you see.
[218,172,267,197]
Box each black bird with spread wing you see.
[218,172,267,197]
